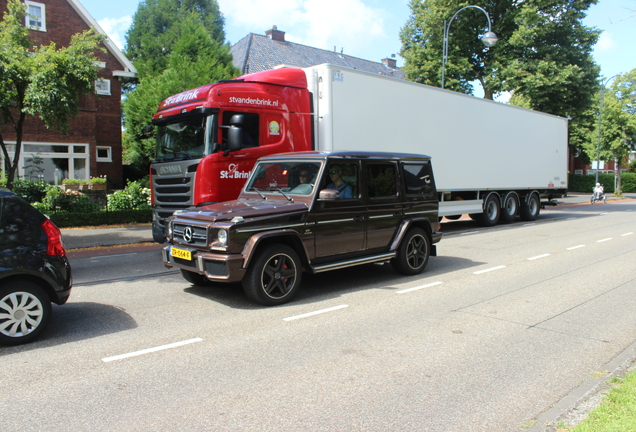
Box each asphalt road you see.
[2,200,635,431]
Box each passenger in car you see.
[325,165,353,198]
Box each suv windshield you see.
[246,161,322,196]
[155,115,215,162]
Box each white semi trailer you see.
[303,64,568,225]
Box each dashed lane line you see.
[473,266,506,275]
[396,281,442,294]
[566,245,586,250]
[102,338,203,363]
[597,238,613,243]
[283,305,348,322]
[527,254,551,261]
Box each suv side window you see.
[366,163,397,198]
[321,162,358,199]
[402,162,436,199]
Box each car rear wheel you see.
[243,244,302,306]
[0,281,51,346]
[392,228,430,275]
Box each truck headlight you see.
[217,229,228,245]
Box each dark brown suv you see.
[162,151,441,305]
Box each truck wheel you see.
[243,244,302,306]
[180,269,212,286]
[0,281,51,346]
[520,194,540,221]
[392,228,430,275]
[479,195,500,227]
[500,193,519,224]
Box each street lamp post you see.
[594,75,636,185]
[442,5,498,89]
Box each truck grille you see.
[173,224,208,246]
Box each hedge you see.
[568,173,636,193]
[47,209,152,228]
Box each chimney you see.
[381,57,397,69]
[266,26,286,42]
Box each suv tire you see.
[243,244,302,306]
[392,228,430,275]
[0,281,52,346]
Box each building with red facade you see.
[0,0,136,187]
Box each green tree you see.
[125,0,226,80]
[584,70,636,194]
[123,8,238,168]
[0,0,105,190]
[400,0,600,158]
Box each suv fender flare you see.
[241,229,309,270]
[391,218,440,256]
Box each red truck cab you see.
[150,68,314,242]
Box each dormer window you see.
[25,1,46,32]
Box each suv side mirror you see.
[318,189,340,200]
[227,114,244,153]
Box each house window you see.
[9,142,90,183]
[96,146,112,162]
[574,170,583,175]
[95,79,111,95]
[25,1,46,31]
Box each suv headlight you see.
[217,229,228,245]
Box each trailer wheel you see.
[180,269,212,286]
[500,193,519,224]
[243,244,302,306]
[479,195,500,227]
[520,193,540,221]
[392,228,430,275]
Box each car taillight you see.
[41,219,66,257]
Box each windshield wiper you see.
[274,188,292,202]
[251,187,267,200]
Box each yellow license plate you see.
[171,247,192,260]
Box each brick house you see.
[230,26,405,79]
[0,0,136,188]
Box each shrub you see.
[89,175,108,184]
[107,180,151,210]
[47,209,152,228]
[41,187,100,213]
[568,173,615,193]
[621,173,636,193]
[62,178,79,185]
[11,179,51,203]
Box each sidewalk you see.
[60,193,636,250]
[61,223,154,250]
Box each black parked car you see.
[0,188,72,345]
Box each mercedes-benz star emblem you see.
[183,226,193,243]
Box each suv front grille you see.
[173,224,208,246]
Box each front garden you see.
[1,178,152,228]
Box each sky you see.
[82,0,636,81]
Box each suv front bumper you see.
[162,245,247,283]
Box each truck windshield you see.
[246,161,323,196]
[155,115,214,162]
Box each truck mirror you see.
[230,114,244,126]
[227,126,244,152]
[143,125,154,135]
[318,189,340,200]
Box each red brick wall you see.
[0,0,127,187]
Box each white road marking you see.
[396,281,442,294]
[473,266,506,275]
[283,305,348,321]
[597,238,613,243]
[527,254,551,261]
[102,338,203,363]
[566,245,586,250]
[461,231,479,236]
[622,232,634,236]
[90,253,139,259]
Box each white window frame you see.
[95,79,111,95]
[574,169,582,175]
[24,1,46,32]
[96,146,112,162]
[5,141,90,183]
